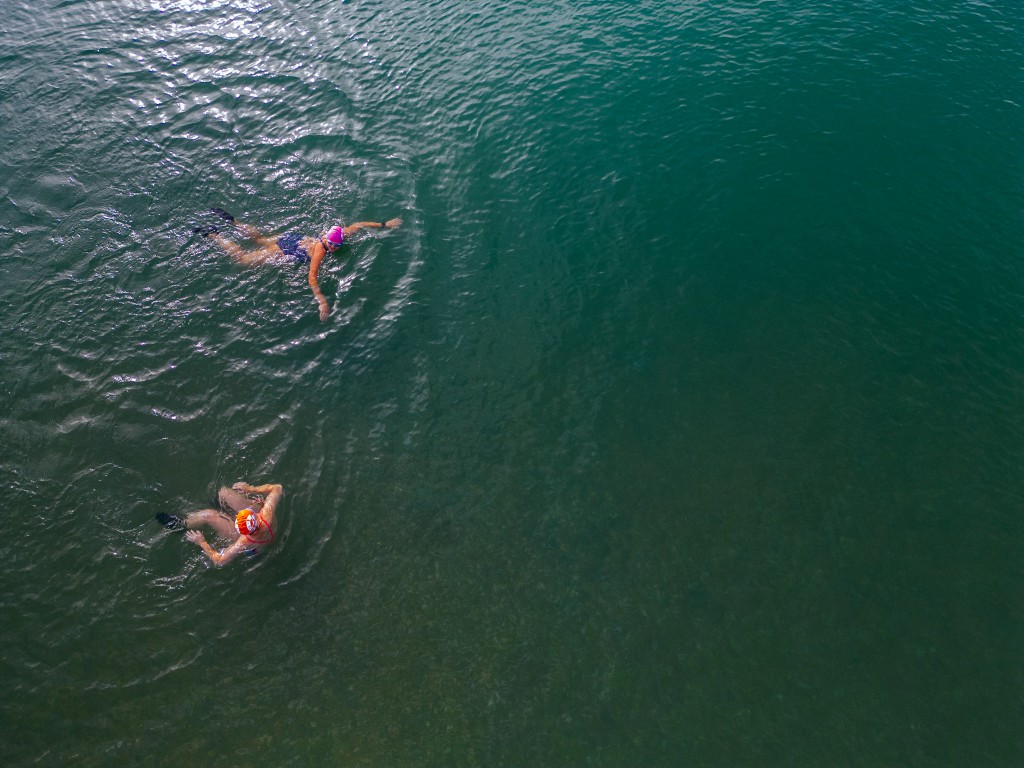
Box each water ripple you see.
[2,0,1023,764]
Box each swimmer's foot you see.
[210,207,235,223]
[155,512,185,531]
[193,225,219,238]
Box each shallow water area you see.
[2,0,1023,765]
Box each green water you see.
[2,0,1023,765]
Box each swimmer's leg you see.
[235,223,277,244]
[210,208,277,245]
[184,508,238,540]
[218,487,253,514]
[206,233,277,265]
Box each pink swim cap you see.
[326,226,344,246]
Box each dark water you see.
[2,1,1023,765]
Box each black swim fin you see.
[155,512,185,531]
[210,207,235,223]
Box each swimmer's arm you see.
[307,244,330,320]
[342,218,402,236]
[185,531,246,567]
[234,481,283,515]
[234,481,283,496]
[257,483,284,516]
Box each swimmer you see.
[194,207,402,321]
[156,480,284,567]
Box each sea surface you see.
[1,1,1022,765]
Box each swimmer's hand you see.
[384,218,402,230]
[233,481,250,492]
[318,297,330,321]
[185,530,206,546]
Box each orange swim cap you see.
[235,508,260,536]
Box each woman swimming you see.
[156,480,284,567]
[195,207,402,320]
